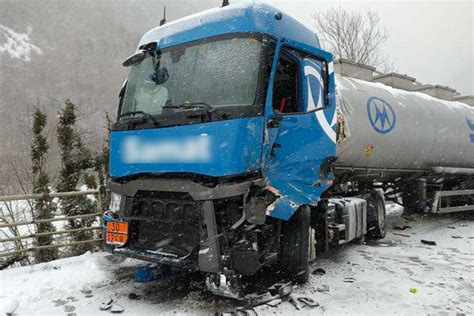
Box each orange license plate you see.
[106,222,128,245]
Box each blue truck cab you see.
[104,1,385,297]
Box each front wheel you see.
[279,205,311,284]
[366,190,387,240]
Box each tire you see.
[280,205,311,284]
[366,190,387,240]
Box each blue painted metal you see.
[135,265,171,283]
[101,210,117,229]
[262,39,336,221]
[467,117,474,130]
[467,117,474,143]
[138,1,320,51]
[367,97,397,134]
[110,117,264,178]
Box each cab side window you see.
[272,49,300,113]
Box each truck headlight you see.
[109,192,122,213]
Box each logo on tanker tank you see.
[367,97,396,134]
[467,117,474,143]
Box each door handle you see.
[267,116,282,128]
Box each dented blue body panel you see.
[261,40,336,220]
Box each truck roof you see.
[138,0,320,50]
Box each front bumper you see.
[106,177,263,273]
[113,247,196,269]
[109,177,261,201]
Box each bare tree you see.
[0,175,32,268]
[313,8,391,68]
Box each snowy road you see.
[1,209,473,315]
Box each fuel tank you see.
[335,75,474,172]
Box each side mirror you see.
[122,50,147,67]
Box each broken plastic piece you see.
[206,273,243,300]
[243,282,293,307]
[312,268,326,275]
[128,293,141,300]
[265,298,282,307]
[135,265,170,282]
[393,231,411,237]
[297,297,320,308]
[288,294,303,310]
[393,225,411,230]
[99,298,113,310]
[110,304,124,313]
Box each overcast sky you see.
[255,0,473,95]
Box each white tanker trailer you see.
[336,76,474,171]
[334,73,474,214]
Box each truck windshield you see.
[120,35,264,118]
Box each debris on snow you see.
[80,287,93,295]
[99,298,113,310]
[312,268,326,275]
[421,239,437,246]
[315,284,330,293]
[64,305,76,313]
[128,292,141,300]
[110,304,124,313]
[393,225,412,230]
[288,294,304,310]
[343,277,356,283]
[265,298,282,307]
[393,231,411,237]
[297,297,320,308]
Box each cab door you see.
[262,39,336,220]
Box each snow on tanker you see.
[102,1,474,298]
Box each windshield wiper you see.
[164,102,219,112]
[119,111,159,127]
[162,102,223,120]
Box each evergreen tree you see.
[56,99,95,255]
[94,112,111,211]
[31,108,58,263]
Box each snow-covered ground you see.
[1,208,473,315]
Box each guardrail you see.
[0,189,105,260]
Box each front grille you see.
[124,192,201,258]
